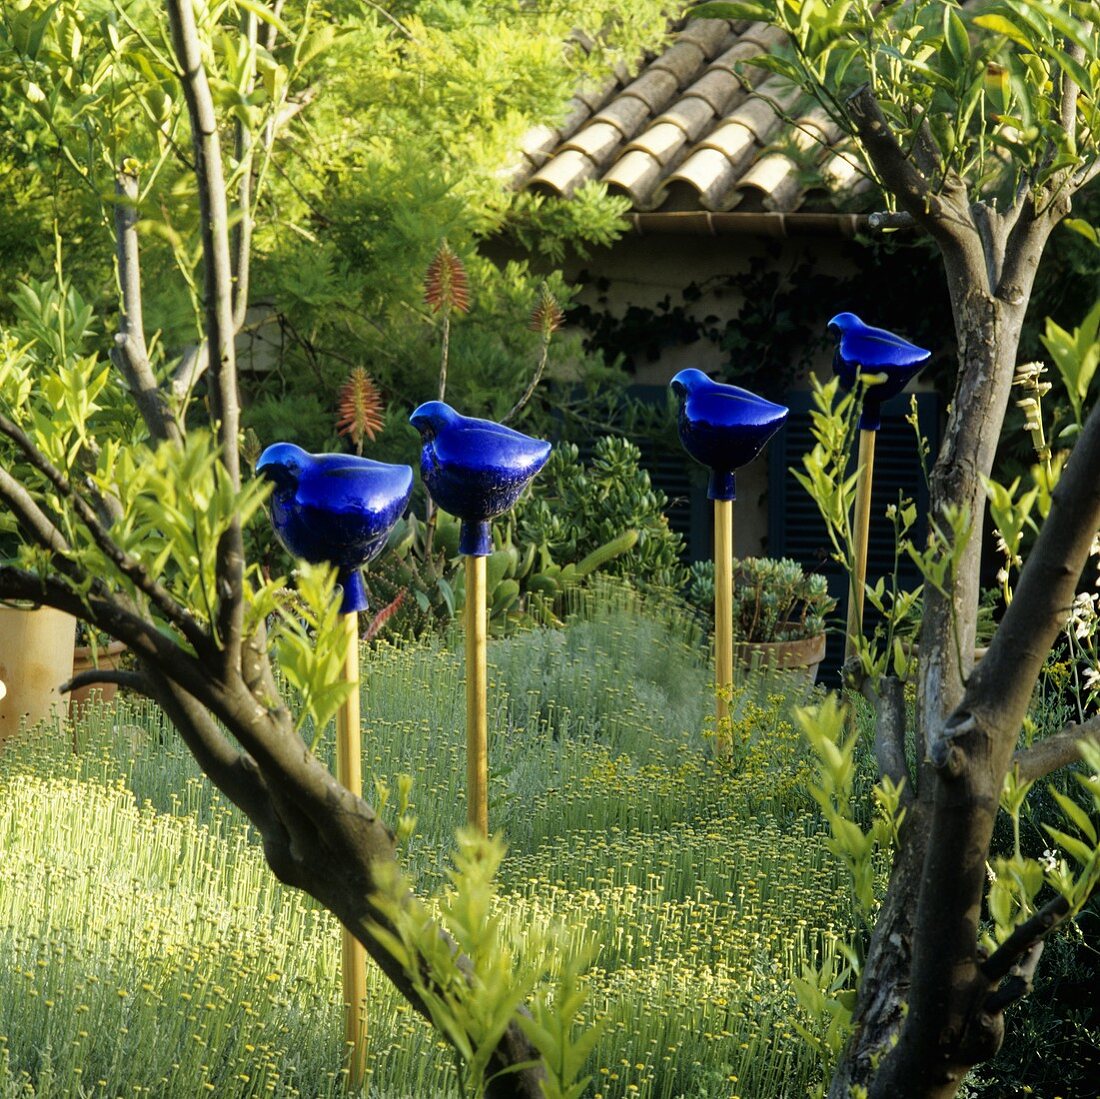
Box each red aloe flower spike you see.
[529,283,563,337]
[335,367,385,455]
[423,240,470,316]
[363,589,406,642]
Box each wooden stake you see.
[846,428,877,662]
[336,611,368,1089]
[465,554,489,836]
[714,497,733,756]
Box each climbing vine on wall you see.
[569,236,954,398]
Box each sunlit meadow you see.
[0,585,853,1098]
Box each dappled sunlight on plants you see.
[0,591,853,1098]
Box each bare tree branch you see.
[983,939,1045,1016]
[62,668,148,695]
[881,308,1100,1093]
[0,567,215,707]
[110,167,183,446]
[169,341,206,403]
[0,465,72,557]
[232,11,257,335]
[867,210,916,231]
[845,84,970,247]
[1057,43,1086,150]
[143,664,274,830]
[980,894,1071,986]
[1013,715,1100,782]
[167,0,245,675]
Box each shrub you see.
[514,436,689,591]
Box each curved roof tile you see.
[515,17,881,218]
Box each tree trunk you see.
[830,221,1045,1096]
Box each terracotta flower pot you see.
[0,604,76,743]
[69,640,128,715]
[733,631,827,683]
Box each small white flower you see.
[1069,592,1097,639]
[1039,848,1058,873]
[1083,666,1100,693]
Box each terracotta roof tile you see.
[603,149,666,210]
[656,94,720,141]
[617,69,680,115]
[563,120,626,165]
[685,68,746,116]
[735,152,802,212]
[515,16,881,218]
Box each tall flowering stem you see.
[423,240,470,402]
[504,282,563,424]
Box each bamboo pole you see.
[335,611,368,1088]
[465,554,489,836]
[714,497,733,756]
[845,428,877,662]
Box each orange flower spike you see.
[335,367,385,453]
[423,240,470,316]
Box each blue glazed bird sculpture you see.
[256,443,414,614]
[669,370,789,500]
[828,312,931,431]
[409,401,552,556]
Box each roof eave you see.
[628,211,869,238]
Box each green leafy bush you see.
[514,435,689,592]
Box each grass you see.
[0,583,852,1098]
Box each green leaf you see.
[1044,825,1097,868]
[973,13,1036,50]
[1050,788,1098,845]
[234,0,292,39]
[1063,218,1100,247]
[944,7,971,69]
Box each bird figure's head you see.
[826,312,860,341]
[669,368,711,402]
[256,442,308,492]
[409,400,458,440]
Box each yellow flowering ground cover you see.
[0,590,851,1098]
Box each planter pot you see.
[733,631,827,684]
[0,604,76,744]
[69,640,128,715]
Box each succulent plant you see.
[688,556,835,644]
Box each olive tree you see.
[694,0,1100,1095]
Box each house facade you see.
[506,15,949,674]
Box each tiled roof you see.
[514,17,876,217]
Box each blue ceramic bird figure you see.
[256,443,413,614]
[409,401,551,556]
[669,369,788,500]
[828,313,931,431]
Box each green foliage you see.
[792,378,927,680]
[0,587,852,1099]
[693,0,1100,211]
[370,502,642,639]
[267,562,354,745]
[514,435,689,592]
[1040,298,1100,434]
[688,555,836,643]
[370,829,604,1099]
[790,696,907,1085]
